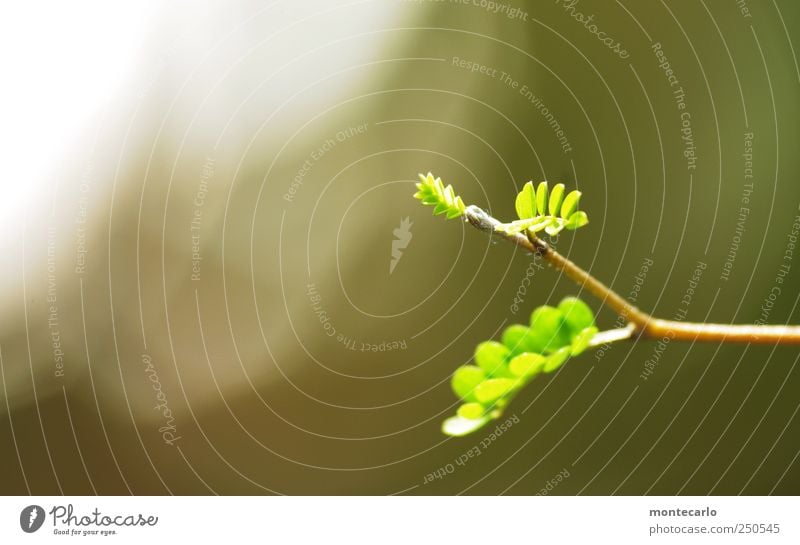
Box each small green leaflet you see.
[497,181,587,236]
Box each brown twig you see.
[465,205,800,345]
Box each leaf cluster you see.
[495,181,588,236]
[413,172,466,219]
[443,297,598,436]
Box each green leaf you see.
[565,211,589,230]
[474,341,511,376]
[475,378,517,404]
[570,326,598,356]
[529,305,571,353]
[501,324,527,354]
[492,181,588,238]
[560,190,581,219]
[508,352,547,378]
[543,346,571,373]
[457,402,486,420]
[451,366,485,402]
[536,181,549,215]
[442,415,490,437]
[544,218,564,236]
[558,297,595,336]
[414,172,466,219]
[548,183,565,216]
[515,181,536,220]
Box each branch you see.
[465,205,800,345]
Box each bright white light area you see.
[0,1,157,228]
[0,0,406,239]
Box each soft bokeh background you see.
[1,0,799,495]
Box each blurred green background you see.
[1,0,799,495]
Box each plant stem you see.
[588,324,637,346]
[465,205,800,345]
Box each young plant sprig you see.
[415,173,595,435]
[414,172,800,436]
[445,297,598,436]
